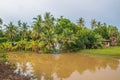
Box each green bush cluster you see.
[0,40,49,53]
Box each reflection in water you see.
[8,53,120,80]
[51,72,61,80]
[14,62,37,80]
[14,62,34,76]
[62,65,120,80]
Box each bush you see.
[0,42,12,51]
[0,37,7,43]
[16,39,27,51]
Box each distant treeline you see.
[0,12,120,53]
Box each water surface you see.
[8,53,120,80]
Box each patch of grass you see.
[9,50,35,54]
[80,46,120,59]
[0,53,8,62]
[1,46,120,60]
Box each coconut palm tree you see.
[43,12,55,51]
[21,22,28,39]
[91,19,97,29]
[44,12,55,28]
[16,20,22,39]
[0,18,3,29]
[32,15,43,40]
[5,22,17,41]
[108,25,118,37]
[18,20,22,28]
[97,21,101,28]
[77,17,85,27]
[0,18,4,37]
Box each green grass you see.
[1,47,120,60]
[0,53,8,62]
[80,46,120,59]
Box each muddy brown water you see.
[8,53,120,80]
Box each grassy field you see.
[80,46,120,59]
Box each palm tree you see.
[108,25,118,37]
[18,20,22,28]
[17,20,22,39]
[43,12,55,51]
[21,22,28,39]
[0,18,4,37]
[44,12,55,28]
[91,19,97,29]
[108,25,118,46]
[32,15,43,40]
[97,21,101,28]
[0,18,3,29]
[77,17,85,27]
[5,22,17,41]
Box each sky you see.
[0,0,120,28]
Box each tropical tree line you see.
[0,12,120,53]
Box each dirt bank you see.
[0,62,31,80]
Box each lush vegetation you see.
[0,12,120,53]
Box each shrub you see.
[0,37,7,43]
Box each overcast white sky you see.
[0,0,120,28]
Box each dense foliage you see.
[0,12,119,53]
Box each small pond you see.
[8,53,120,80]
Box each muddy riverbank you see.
[0,62,31,80]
